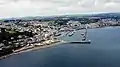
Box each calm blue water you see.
[0,27,120,67]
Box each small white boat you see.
[68,30,76,37]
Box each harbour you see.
[0,27,120,67]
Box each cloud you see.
[0,0,120,18]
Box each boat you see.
[68,30,76,37]
[70,24,91,44]
[68,32,74,37]
[54,33,61,36]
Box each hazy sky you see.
[0,0,120,18]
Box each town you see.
[0,13,120,59]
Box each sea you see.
[0,27,120,67]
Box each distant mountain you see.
[1,12,120,21]
[85,13,120,19]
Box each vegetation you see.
[0,28,34,57]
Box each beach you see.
[0,39,64,60]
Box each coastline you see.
[0,39,65,60]
[1,26,120,60]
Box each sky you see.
[0,0,120,18]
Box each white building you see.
[67,21,81,29]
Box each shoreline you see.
[0,39,65,60]
[0,26,120,60]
